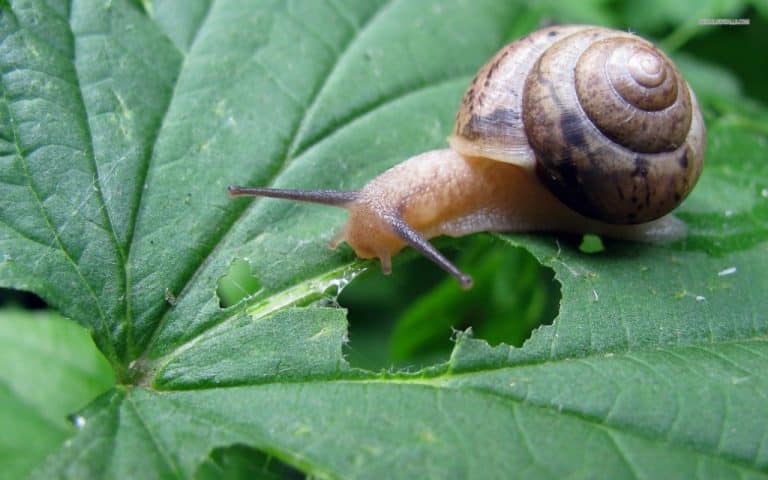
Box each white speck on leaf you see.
[718,267,737,276]
[71,415,86,429]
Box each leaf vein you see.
[125,395,184,479]
[0,11,115,355]
[604,430,645,479]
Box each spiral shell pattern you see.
[452,26,705,224]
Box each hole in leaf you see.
[216,259,262,308]
[339,235,560,371]
[0,288,47,310]
[194,444,304,480]
[579,234,605,254]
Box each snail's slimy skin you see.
[229,25,703,288]
[335,149,686,272]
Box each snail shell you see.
[450,25,705,224]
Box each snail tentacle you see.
[384,213,473,289]
[227,185,358,206]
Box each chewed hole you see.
[579,233,605,254]
[216,259,261,308]
[194,444,304,480]
[339,235,560,371]
[0,288,47,309]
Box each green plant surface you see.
[0,309,114,479]
[1,0,767,478]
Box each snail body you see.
[229,25,705,289]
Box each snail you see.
[229,25,705,289]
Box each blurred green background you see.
[4,0,768,372]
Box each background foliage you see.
[1,0,767,478]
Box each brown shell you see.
[450,25,705,224]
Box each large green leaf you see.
[1,0,766,478]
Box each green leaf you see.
[0,309,114,479]
[1,1,767,478]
